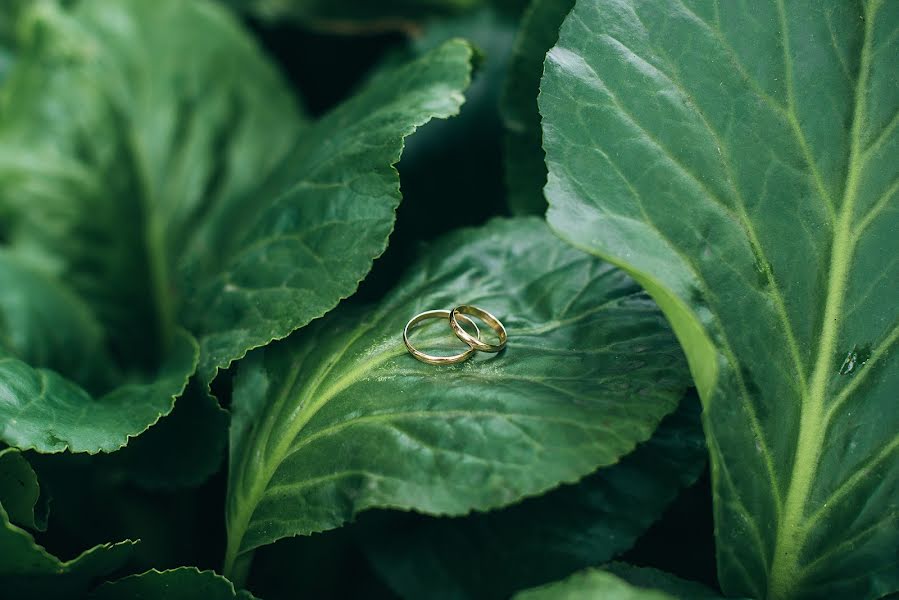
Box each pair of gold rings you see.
[403,305,507,365]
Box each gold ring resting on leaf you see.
[449,304,507,353]
[403,309,481,365]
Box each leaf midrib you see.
[767,1,881,596]
[223,315,405,573]
[126,121,175,355]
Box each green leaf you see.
[225,0,480,30]
[89,568,257,600]
[97,382,229,489]
[0,0,304,369]
[604,564,729,600]
[0,328,198,454]
[362,394,706,600]
[0,447,42,530]
[500,0,574,215]
[0,449,136,600]
[0,224,197,456]
[512,569,677,600]
[184,36,475,382]
[224,217,689,580]
[0,250,111,391]
[540,1,898,598]
[0,0,473,455]
[1,0,473,381]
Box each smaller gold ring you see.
[404,310,481,365]
[450,305,507,353]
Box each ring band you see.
[404,310,482,365]
[449,305,507,353]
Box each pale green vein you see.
[775,0,839,221]
[671,0,790,118]
[642,34,810,391]
[799,512,899,578]
[862,107,899,157]
[855,176,899,236]
[824,322,899,427]
[225,338,406,572]
[720,545,765,600]
[801,435,899,534]
[556,121,785,508]
[278,409,624,467]
[824,8,853,83]
[514,295,632,335]
[711,435,771,566]
[767,1,882,596]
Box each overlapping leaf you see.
[0,448,136,600]
[604,564,730,600]
[516,567,728,600]
[0,253,198,453]
[183,35,474,382]
[224,217,689,580]
[540,1,898,597]
[0,0,473,453]
[513,569,677,600]
[362,396,706,599]
[500,0,574,215]
[90,568,257,600]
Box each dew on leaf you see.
[838,343,872,376]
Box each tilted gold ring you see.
[449,305,507,353]
[404,309,481,365]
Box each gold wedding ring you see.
[449,305,507,353]
[404,309,482,365]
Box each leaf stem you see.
[222,543,253,589]
[147,217,175,354]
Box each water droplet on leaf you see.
[838,343,872,376]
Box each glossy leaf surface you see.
[0,328,198,454]
[184,37,474,381]
[225,217,689,576]
[362,396,706,599]
[541,1,899,598]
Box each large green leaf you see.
[0,449,136,600]
[183,36,475,382]
[513,569,677,600]
[0,0,304,368]
[603,564,729,600]
[90,568,257,600]
[500,0,574,215]
[362,395,706,600]
[0,250,111,389]
[0,327,198,454]
[0,0,473,453]
[0,0,472,380]
[540,1,898,598]
[224,217,689,581]
[0,251,197,455]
